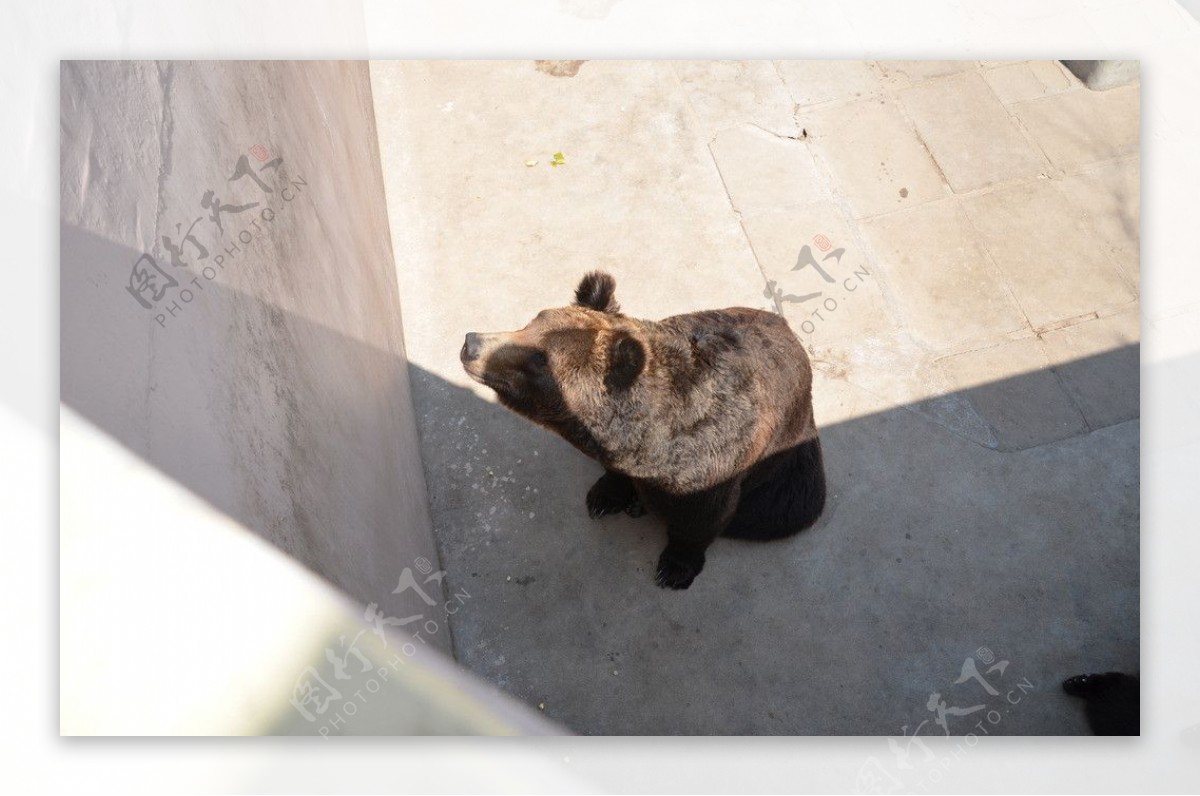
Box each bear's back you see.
[659,307,810,384]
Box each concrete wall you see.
[60,61,447,640]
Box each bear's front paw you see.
[586,472,639,519]
[655,549,702,590]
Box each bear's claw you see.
[624,498,647,518]
[654,551,700,590]
[586,472,643,519]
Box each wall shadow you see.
[61,222,440,627]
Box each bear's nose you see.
[461,332,483,362]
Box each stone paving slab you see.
[875,60,975,88]
[797,95,948,219]
[774,60,881,108]
[1039,308,1141,430]
[982,60,1075,105]
[709,126,825,216]
[1057,155,1141,284]
[899,70,1048,192]
[1010,83,1140,173]
[861,198,1027,351]
[672,60,797,137]
[936,337,1090,451]
[961,179,1136,330]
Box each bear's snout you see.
[461,332,484,362]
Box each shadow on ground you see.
[405,344,1138,736]
[61,221,1139,735]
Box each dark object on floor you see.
[1062,672,1140,735]
[1060,60,1139,91]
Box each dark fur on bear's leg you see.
[586,470,645,519]
[647,483,739,589]
[722,438,826,540]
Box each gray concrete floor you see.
[371,60,1139,735]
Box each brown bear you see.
[460,271,826,589]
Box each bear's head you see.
[460,271,647,460]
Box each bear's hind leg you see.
[722,437,826,540]
[586,469,645,518]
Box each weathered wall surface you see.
[60,61,447,640]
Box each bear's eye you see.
[525,350,549,373]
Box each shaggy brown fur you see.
[460,271,826,589]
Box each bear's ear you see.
[574,271,620,314]
[604,331,645,392]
